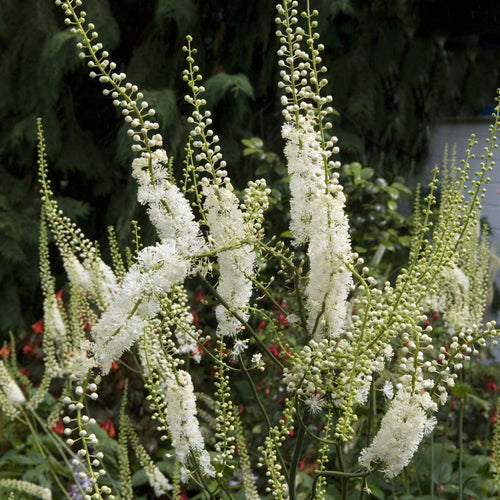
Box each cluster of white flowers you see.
[165,370,215,481]
[0,479,52,500]
[359,388,437,477]
[0,361,25,413]
[306,188,353,338]
[65,254,118,309]
[145,465,172,497]
[204,184,255,338]
[277,1,352,341]
[91,242,190,373]
[425,264,470,333]
[281,121,327,244]
[132,145,205,257]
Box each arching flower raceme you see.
[359,389,437,477]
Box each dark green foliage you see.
[0,0,499,337]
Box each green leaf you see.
[155,0,196,31]
[451,383,471,398]
[391,181,412,194]
[204,73,255,107]
[241,137,263,149]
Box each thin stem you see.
[308,467,377,500]
[430,431,435,498]
[289,407,308,500]
[237,355,289,477]
[197,274,284,371]
[19,407,73,500]
[458,397,464,500]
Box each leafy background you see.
[0,0,499,336]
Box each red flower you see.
[100,419,116,438]
[258,320,266,330]
[22,343,37,355]
[83,321,93,332]
[51,419,65,435]
[56,289,64,301]
[277,312,288,327]
[0,344,11,357]
[269,344,280,357]
[486,379,498,392]
[491,409,497,426]
[31,319,44,335]
[111,361,119,371]
[195,290,205,303]
[19,367,30,378]
[191,310,199,326]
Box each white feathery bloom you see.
[165,370,215,481]
[0,480,52,500]
[304,393,325,414]
[282,121,326,244]
[132,149,205,256]
[66,352,95,381]
[425,264,470,333]
[91,242,189,373]
[382,380,394,400]
[145,465,172,497]
[65,255,118,307]
[0,361,25,408]
[359,389,437,478]
[306,189,352,339]
[44,296,66,340]
[65,255,93,293]
[204,185,255,337]
[356,378,371,405]
[84,257,118,306]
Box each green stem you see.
[308,467,377,500]
[19,407,73,500]
[197,274,284,370]
[431,431,435,499]
[238,355,289,477]
[289,407,308,500]
[458,396,464,500]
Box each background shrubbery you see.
[1,0,499,336]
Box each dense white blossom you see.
[204,185,255,337]
[359,389,437,477]
[132,148,204,256]
[145,464,172,497]
[65,255,118,307]
[165,370,215,480]
[281,121,326,244]
[91,242,190,373]
[425,264,470,333]
[306,189,352,338]
[0,361,25,408]
[382,380,394,400]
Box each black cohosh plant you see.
[0,0,499,499]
